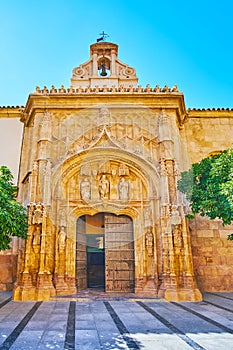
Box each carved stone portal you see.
[14,40,202,303]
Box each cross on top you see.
[97,31,109,42]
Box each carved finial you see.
[129,85,134,92]
[50,85,57,93]
[162,85,170,92]
[137,85,143,92]
[154,85,161,92]
[145,84,151,92]
[67,87,75,93]
[77,86,83,93]
[42,86,49,94]
[59,85,66,93]
[171,85,178,92]
[35,86,41,93]
[119,85,125,92]
[103,85,108,93]
[111,85,117,92]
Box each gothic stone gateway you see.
[2,41,232,301]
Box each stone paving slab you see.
[0,292,232,349]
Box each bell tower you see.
[70,41,138,89]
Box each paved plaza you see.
[0,292,232,350]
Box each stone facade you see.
[0,41,232,300]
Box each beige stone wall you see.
[0,253,18,291]
[190,215,233,291]
[184,110,233,163]
[184,110,233,292]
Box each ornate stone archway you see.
[50,144,161,297]
[14,99,202,302]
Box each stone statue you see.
[145,229,154,256]
[118,177,129,201]
[80,178,91,200]
[58,226,66,252]
[33,225,41,246]
[32,203,43,225]
[99,175,109,199]
[173,225,183,247]
[171,205,181,225]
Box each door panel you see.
[86,233,105,288]
[105,214,134,292]
[76,216,87,290]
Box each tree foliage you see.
[0,166,28,250]
[178,148,233,240]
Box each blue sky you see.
[0,0,233,108]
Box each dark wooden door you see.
[86,234,105,288]
[105,214,134,292]
[76,216,87,290]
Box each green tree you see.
[177,148,233,240]
[0,166,28,250]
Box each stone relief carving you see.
[66,160,148,204]
[32,203,43,225]
[171,205,181,225]
[98,106,110,127]
[39,111,52,140]
[172,225,183,248]
[118,163,129,176]
[98,175,110,199]
[145,229,154,257]
[32,225,41,253]
[52,111,159,166]
[80,178,91,201]
[58,226,66,252]
[118,177,129,201]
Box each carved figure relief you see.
[171,205,181,225]
[98,175,110,199]
[172,225,183,248]
[145,229,154,256]
[32,225,41,253]
[118,177,129,201]
[58,226,66,252]
[60,209,67,227]
[32,203,43,225]
[80,178,91,200]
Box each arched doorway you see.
[76,213,134,292]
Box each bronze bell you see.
[100,60,108,76]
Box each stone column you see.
[92,50,98,76]
[111,49,117,77]
[158,110,202,301]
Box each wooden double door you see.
[76,213,134,292]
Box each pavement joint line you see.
[0,301,42,350]
[104,301,140,349]
[171,302,233,334]
[137,301,207,350]
[203,299,233,313]
[0,297,12,309]
[64,301,76,350]
[207,292,233,301]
